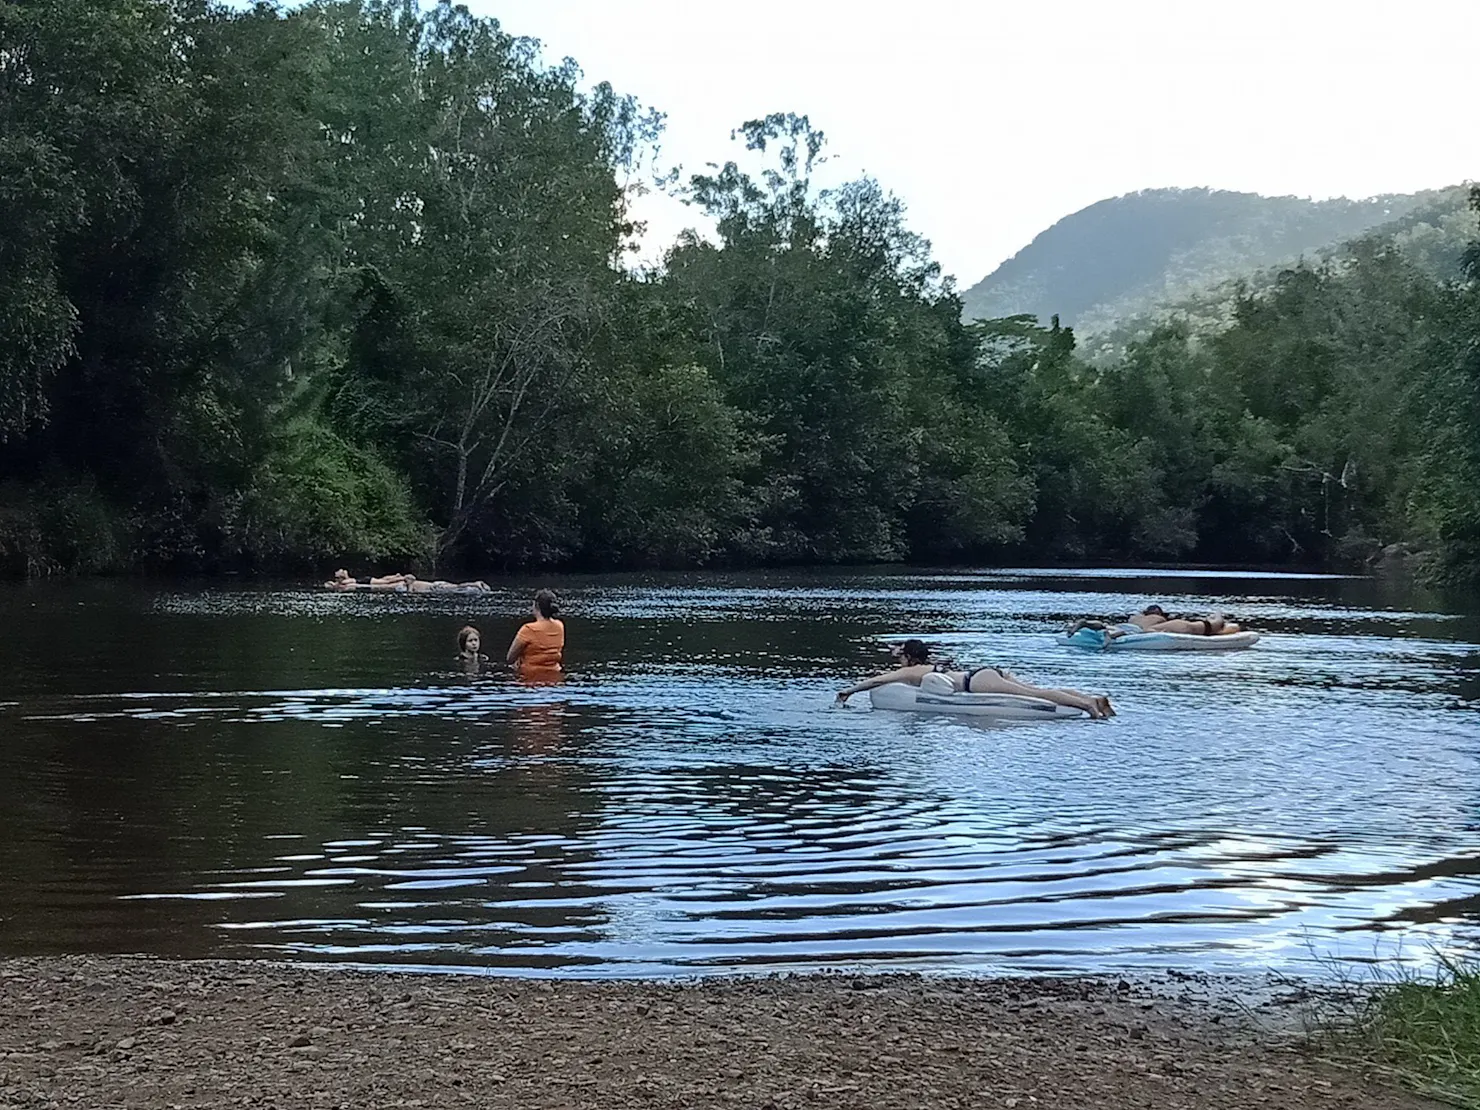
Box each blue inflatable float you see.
[1063,626,1260,652]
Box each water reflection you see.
[0,569,1476,976]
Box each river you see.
[1,568,1477,978]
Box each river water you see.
[1,569,1478,978]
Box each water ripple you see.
[0,570,1477,976]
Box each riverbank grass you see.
[1343,957,1480,1108]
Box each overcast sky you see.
[470,0,1477,285]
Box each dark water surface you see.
[2,569,1478,978]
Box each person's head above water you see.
[1141,604,1167,617]
[533,588,560,619]
[457,625,481,656]
[892,638,931,666]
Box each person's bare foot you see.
[1093,695,1115,719]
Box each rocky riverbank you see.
[0,957,1430,1109]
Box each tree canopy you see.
[1,1,1476,584]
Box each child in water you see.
[456,625,489,671]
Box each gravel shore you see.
[0,957,1430,1109]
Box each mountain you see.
[1073,185,1476,362]
[958,187,1446,331]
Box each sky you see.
[464,0,1478,286]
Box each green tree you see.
[664,115,1030,563]
[319,1,635,566]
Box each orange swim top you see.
[514,618,564,675]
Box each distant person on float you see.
[506,589,564,682]
[404,576,492,594]
[323,569,414,591]
[1068,604,1245,641]
[835,638,1113,718]
[323,570,491,594]
[456,625,490,672]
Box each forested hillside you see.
[2,0,1477,583]
[1077,187,1477,361]
[959,188,1439,328]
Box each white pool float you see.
[868,678,1087,720]
[1063,626,1260,652]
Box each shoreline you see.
[0,560,1373,585]
[0,956,1430,1110]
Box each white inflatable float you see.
[868,676,1087,720]
[1063,626,1260,652]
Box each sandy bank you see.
[0,957,1429,1109]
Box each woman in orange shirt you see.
[506,588,565,680]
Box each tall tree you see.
[322,1,633,565]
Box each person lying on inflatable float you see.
[1069,604,1245,641]
[324,569,491,593]
[835,639,1114,718]
[404,577,491,594]
[324,569,413,591]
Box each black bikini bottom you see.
[960,666,1006,692]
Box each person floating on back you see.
[323,569,413,591]
[323,569,491,594]
[836,639,1113,718]
[404,577,492,594]
[507,588,564,682]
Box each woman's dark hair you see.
[457,625,480,652]
[1142,604,1166,616]
[899,638,930,665]
[534,588,560,618]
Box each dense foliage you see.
[1,0,1476,581]
[972,226,1480,578]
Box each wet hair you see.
[534,588,560,619]
[457,625,480,653]
[898,638,930,666]
[1142,604,1167,616]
